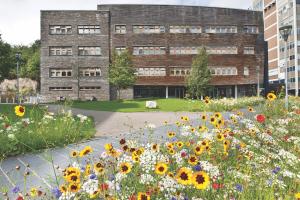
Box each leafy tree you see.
[0,36,14,81]
[186,47,212,99]
[109,50,136,99]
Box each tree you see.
[109,50,137,99]
[186,47,212,99]
[0,37,14,81]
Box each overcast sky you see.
[0,0,252,46]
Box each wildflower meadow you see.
[1,94,300,200]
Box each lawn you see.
[71,97,265,112]
[0,104,95,158]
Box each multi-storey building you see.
[41,4,265,101]
[263,0,300,96]
[253,0,264,10]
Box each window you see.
[135,67,166,76]
[210,67,238,76]
[50,69,72,77]
[169,67,191,76]
[244,26,259,34]
[79,86,101,90]
[78,25,100,34]
[169,25,201,33]
[287,66,295,72]
[290,55,295,60]
[49,47,72,56]
[49,87,72,91]
[244,67,250,76]
[78,47,101,56]
[244,47,255,54]
[115,25,126,34]
[205,26,237,33]
[115,47,126,55]
[133,25,165,33]
[170,46,237,55]
[79,68,101,77]
[133,46,166,55]
[49,25,72,34]
[206,46,238,54]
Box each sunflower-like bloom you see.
[192,171,210,190]
[248,106,254,112]
[194,145,204,155]
[176,141,184,148]
[216,133,225,141]
[176,167,193,185]
[70,151,79,158]
[201,114,207,121]
[210,116,217,125]
[94,162,105,175]
[155,162,168,175]
[59,185,67,193]
[15,105,25,117]
[137,192,150,200]
[267,92,277,101]
[214,112,222,119]
[30,187,38,197]
[188,155,198,166]
[79,146,93,157]
[119,162,132,174]
[69,183,81,193]
[295,192,300,199]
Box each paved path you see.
[0,106,242,199]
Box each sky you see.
[0,0,252,46]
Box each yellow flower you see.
[119,162,132,174]
[163,120,168,125]
[214,112,222,119]
[90,189,100,199]
[295,192,300,199]
[69,183,80,193]
[216,133,224,141]
[175,121,181,127]
[223,140,231,152]
[198,125,207,132]
[15,105,25,117]
[94,162,105,175]
[166,142,174,149]
[168,148,175,155]
[267,92,277,101]
[137,192,150,200]
[167,131,175,138]
[84,164,91,177]
[194,145,204,155]
[155,162,168,175]
[201,114,207,121]
[176,167,193,185]
[176,141,184,148]
[59,185,67,193]
[210,116,217,124]
[188,155,198,166]
[204,99,211,104]
[248,106,254,112]
[192,171,210,190]
[67,173,80,183]
[79,146,93,157]
[30,187,38,197]
[151,143,159,152]
[70,151,79,158]
[104,143,113,151]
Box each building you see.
[40,4,265,101]
[263,0,299,96]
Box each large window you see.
[135,67,166,76]
[79,68,101,77]
[78,47,101,56]
[244,26,259,34]
[170,25,202,33]
[49,25,72,34]
[244,67,250,76]
[78,25,100,34]
[244,47,255,54]
[133,25,165,34]
[170,46,237,55]
[49,87,72,91]
[115,25,126,34]
[133,46,166,55]
[50,69,72,77]
[170,67,191,76]
[210,67,238,76]
[49,47,72,56]
[205,26,237,33]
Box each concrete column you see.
[235,85,238,99]
[166,86,169,99]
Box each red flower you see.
[181,152,187,158]
[256,114,266,123]
[129,194,136,200]
[4,123,10,129]
[212,183,224,190]
[16,195,24,200]
[283,135,290,141]
[100,183,109,191]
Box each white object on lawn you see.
[146,101,157,109]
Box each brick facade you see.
[41,5,265,101]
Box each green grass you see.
[71,98,206,112]
[0,104,96,158]
[71,97,265,112]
